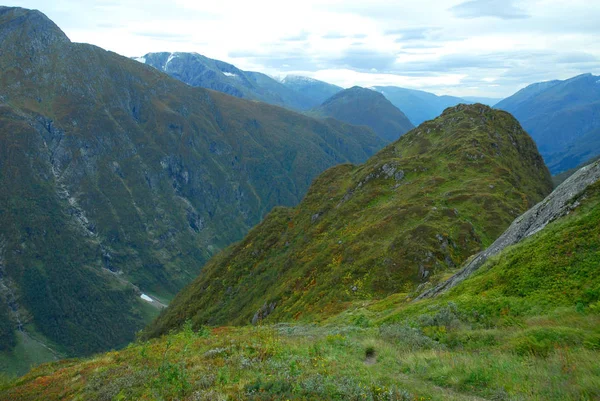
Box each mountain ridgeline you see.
[3,161,600,401]
[137,52,340,111]
[496,73,600,174]
[280,75,343,107]
[0,6,386,364]
[310,87,415,142]
[145,104,553,338]
[372,86,474,126]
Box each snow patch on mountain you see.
[222,72,237,77]
[134,57,146,64]
[164,53,177,70]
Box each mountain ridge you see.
[145,103,552,338]
[496,73,600,174]
[0,6,385,371]
[309,86,415,142]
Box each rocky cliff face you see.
[418,159,600,299]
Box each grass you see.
[146,104,553,337]
[4,309,599,400]
[4,185,600,399]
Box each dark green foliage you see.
[309,86,415,142]
[0,304,15,351]
[3,162,600,401]
[0,6,385,363]
[146,104,553,337]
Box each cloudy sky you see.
[12,0,600,98]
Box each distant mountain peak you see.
[281,75,320,84]
[0,6,70,51]
[313,86,414,142]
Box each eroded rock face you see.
[417,159,600,299]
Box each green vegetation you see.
[146,104,552,338]
[3,174,598,400]
[0,6,386,370]
[310,86,415,142]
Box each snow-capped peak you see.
[282,75,318,84]
[133,56,146,64]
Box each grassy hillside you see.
[145,104,552,338]
[3,177,598,401]
[310,87,414,142]
[0,6,385,370]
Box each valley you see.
[0,4,599,399]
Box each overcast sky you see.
[11,0,600,98]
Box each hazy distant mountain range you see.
[496,73,600,174]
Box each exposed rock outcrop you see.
[417,159,600,299]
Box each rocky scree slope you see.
[310,86,415,143]
[145,104,553,338]
[0,6,385,361]
[3,165,600,401]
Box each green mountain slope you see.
[372,86,470,126]
[495,73,600,174]
[145,104,552,338]
[0,6,385,370]
[281,75,343,107]
[4,162,598,401]
[138,52,317,110]
[310,87,415,142]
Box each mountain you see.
[137,52,317,110]
[495,73,600,174]
[0,6,386,372]
[372,86,470,126]
[462,96,503,106]
[10,114,600,401]
[281,75,343,107]
[419,158,600,298]
[309,87,415,142]
[145,104,552,338]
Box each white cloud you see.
[9,0,600,97]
